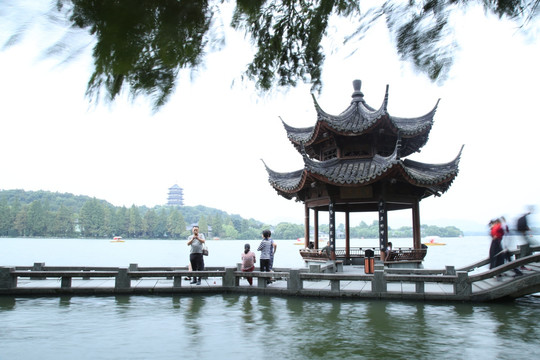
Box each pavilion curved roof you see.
[263,145,463,199]
[282,83,438,156]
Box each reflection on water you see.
[1,294,540,359]
[183,296,205,339]
[0,296,16,310]
[58,296,71,308]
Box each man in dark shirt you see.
[319,241,332,257]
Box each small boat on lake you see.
[423,237,446,246]
[294,237,328,245]
[111,236,125,243]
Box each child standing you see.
[257,230,273,284]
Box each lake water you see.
[1,236,539,360]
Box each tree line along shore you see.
[0,190,463,240]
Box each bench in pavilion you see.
[300,247,427,268]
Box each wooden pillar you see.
[314,210,319,250]
[412,199,421,249]
[329,202,336,260]
[378,199,388,252]
[345,211,350,265]
[304,203,310,248]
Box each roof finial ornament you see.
[351,79,364,103]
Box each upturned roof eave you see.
[313,91,388,133]
[261,159,308,194]
[263,145,463,194]
[389,99,440,137]
[398,145,464,193]
[283,87,438,147]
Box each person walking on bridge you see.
[517,209,534,270]
[517,210,535,246]
[500,217,523,277]
[489,218,505,270]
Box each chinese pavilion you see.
[167,184,184,207]
[263,80,463,261]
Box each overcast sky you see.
[1,3,539,232]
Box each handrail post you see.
[330,279,340,292]
[516,244,531,259]
[0,267,17,289]
[82,269,91,280]
[455,271,471,297]
[115,268,131,289]
[128,263,138,271]
[129,263,142,280]
[173,274,183,288]
[31,262,46,280]
[288,269,302,291]
[61,276,72,288]
[257,272,268,288]
[372,268,387,293]
[445,266,456,275]
[223,267,236,287]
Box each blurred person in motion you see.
[500,217,523,276]
[489,218,506,271]
[517,207,535,270]
[517,208,535,246]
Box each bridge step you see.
[472,280,491,292]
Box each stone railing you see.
[1,249,539,301]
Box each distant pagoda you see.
[167,184,184,207]
[263,80,463,258]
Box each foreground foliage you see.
[2,1,538,110]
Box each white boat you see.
[423,236,445,246]
[111,236,125,243]
[294,237,328,245]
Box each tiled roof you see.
[312,91,388,134]
[303,150,399,186]
[282,82,437,151]
[264,146,463,197]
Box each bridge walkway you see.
[1,246,539,302]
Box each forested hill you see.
[0,189,463,239]
[0,189,267,239]
[0,189,103,212]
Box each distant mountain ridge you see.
[0,189,227,221]
[0,189,104,212]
